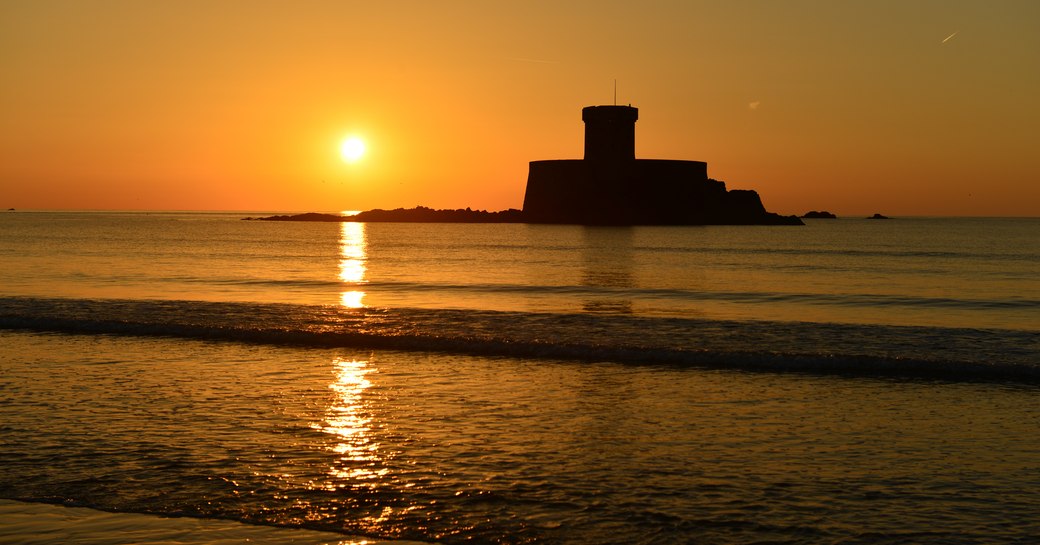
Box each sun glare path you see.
[339,222,367,309]
[340,137,366,163]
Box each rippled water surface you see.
[3,331,1039,544]
[1,212,1036,330]
[1,212,1038,543]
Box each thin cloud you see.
[942,31,959,44]
[748,100,761,111]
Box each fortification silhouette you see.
[522,105,800,225]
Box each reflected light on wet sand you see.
[339,222,367,308]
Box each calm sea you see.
[1,211,1038,543]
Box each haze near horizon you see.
[2,1,1038,216]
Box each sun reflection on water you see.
[317,357,387,490]
[339,222,367,308]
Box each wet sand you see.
[0,500,428,545]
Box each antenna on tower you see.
[613,79,617,105]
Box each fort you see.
[522,105,801,225]
[250,104,802,225]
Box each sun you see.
[339,137,366,163]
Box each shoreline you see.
[0,499,430,545]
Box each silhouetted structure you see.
[522,105,800,225]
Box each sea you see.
[1,211,1038,544]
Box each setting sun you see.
[339,137,366,163]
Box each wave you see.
[358,280,1039,311]
[127,276,1040,314]
[1,296,1037,383]
[628,244,1039,262]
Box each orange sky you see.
[2,1,1038,216]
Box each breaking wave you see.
[1,296,1036,382]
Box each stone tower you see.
[521,104,800,225]
[582,105,638,162]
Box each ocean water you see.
[1,211,1038,543]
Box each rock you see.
[351,207,524,223]
[244,212,346,222]
[867,213,890,220]
[245,208,526,223]
[802,210,837,219]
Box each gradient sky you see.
[2,0,1038,215]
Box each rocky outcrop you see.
[352,207,523,223]
[802,211,837,219]
[245,207,525,223]
[244,212,344,222]
[245,202,799,225]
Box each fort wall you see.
[521,104,800,226]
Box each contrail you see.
[942,31,958,44]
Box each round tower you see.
[582,105,638,162]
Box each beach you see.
[0,500,421,545]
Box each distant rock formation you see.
[867,213,890,219]
[522,105,802,226]
[802,210,837,219]
[244,212,344,222]
[351,207,523,223]
[244,207,524,223]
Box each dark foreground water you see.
[1,212,1038,543]
[3,331,1039,544]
